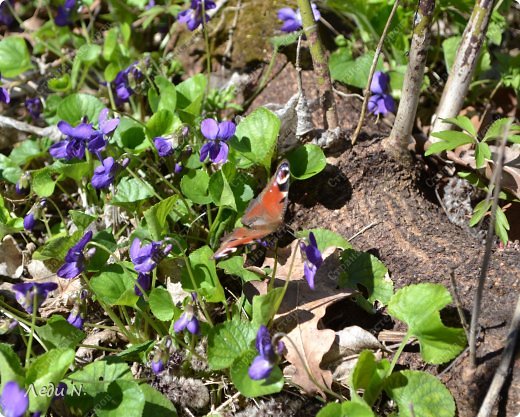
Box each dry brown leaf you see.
[245,240,356,396]
[0,235,23,279]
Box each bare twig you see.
[351,0,400,145]
[333,88,363,101]
[0,115,61,141]
[449,267,469,337]
[348,221,380,241]
[476,292,520,417]
[469,120,512,367]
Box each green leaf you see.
[351,350,390,406]
[26,348,75,414]
[103,27,119,61]
[147,109,175,138]
[57,93,105,125]
[209,170,237,210]
[483,117,515,142]
[52,160,91,182]
[475,142,491,168]
[181,246,225,302]
[207,320,257,370]
[155,76,177,112]
[330,51,383,89]
[441,116,477,137]
[36,315,85,349]
[217,256,261,282]
[9,140,47,165]
[339,249,393,306]
[140,384,178,417]
[180,169,212,204]
[286,144,326,179]
[71,44,102,88]
[0,36,33,77]
[32,231,83,261]
[384,370,455,417]
[270,31,303,48]
[113,117,147,150]
[113,177,155,206]
[32,167,57,197]
[149,287,175,321]
[176,74,207,120]
[252,287,285,326]
[90,264,139,307]
[116,341,154,362]
[70,210,97,229]
[495,206,510,244]
[388,283,466,364]
[231,349,284,398]
[94,380,145,417]
[425,131,475,156]
[442,36,461,73]
[297,228,352,252]
[0,343,24,389]
[230,107,280,169]
[144,195,179,241]
[469,199,491,227]
[317,401,375,417]
[87,230,118,272]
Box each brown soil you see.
[248,58,520,416]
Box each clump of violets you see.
[178,0,216,31]
[50,109,119,161]
[299,232,323,290]
[91,157,128,190]
[199,118,236,164]
[56,231,94,279]
[12,282,58,314]
[0,381,28,417]
[55,0,76,26]
[368,71,395,116]
[25,97,43,120]
[248,325,284,380]
[174,304,200,335]
[0,73,10,104]
[277,3,320,33]
[129,238,173,274]
[113,63,142,104]
[23,199,46,231]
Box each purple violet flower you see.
[129,238,172,273]
[88,108,119,157]
[0,87,9,104]
[174,162,183,174]
[23,213,36,231]
[67,307,84,329]
[91,157,122,189]
[0,0,15,27]
[25,97,43,120]
[151,356,165,375]
[134,273,151,296]
[55,0,76,26]
[50,120,95,160]
[368,71,395,116]
[113,64,142,104]
[56,231,93,279]
[0,381,28,417]
[15,173,30,195]
[299,232,323,290]
[248,325,284,380]
[178,0,216,31]
[277,3,320,33]
[154,137,174,157]
[23,199,46,231]
[199,118,235,164]
[173,306,200,335]
[12,282,58,314]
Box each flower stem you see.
[387,331,411,376]
[25,295,38,366]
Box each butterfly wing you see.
[212,160,291,260]
[241,160,290,229]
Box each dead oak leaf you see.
[245,240,356,396]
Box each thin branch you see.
[476,292,520,417]
[0,115,62,141]
[469,120,511,367]
[351,0,400,145]
[449,267,469,337]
